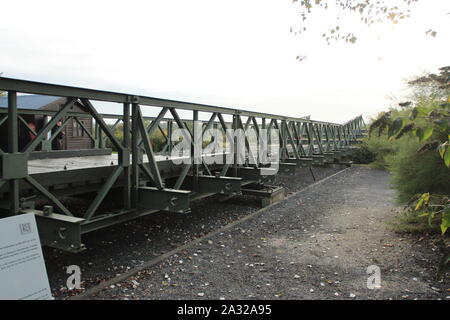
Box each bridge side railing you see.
[0,77,365,250]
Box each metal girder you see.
[137,107,168,147]
[323,152,335,163]
[237,167,277,183]
[0,153,28,179]
[0,77,367,252]
[138,187,191,213]
[24,174,74,217]
[29,209,85,253]
[83,166,124,221]
[311,155,325,166]
[331,150,342,161]
[136,105,164,190]
[24,98,76,153]
[183,175,241,196]
[277,162,297,175]
[81,99,124,153]
[0,77,344,126]
[241,184,285,207]
[284,157,313,168]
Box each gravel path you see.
[45,165,341,299]
[89,166,449,300]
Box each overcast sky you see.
[0,0,448,123]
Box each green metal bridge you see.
[0,77,366,252]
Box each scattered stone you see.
[131,280,139,286]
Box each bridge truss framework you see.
[0,77,365,252]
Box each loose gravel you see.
[88,166,449,300]
[44,165,341,299]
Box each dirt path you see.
[91,166,448,300]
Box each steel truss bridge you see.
[0,77,366,252]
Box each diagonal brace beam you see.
[136,106,164,189]
[24,98,75,153]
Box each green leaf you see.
[415,127,424,141]
[388,118,403,139]
[410,108,418,120]
[416,106,428,115]
[415,193,430,211]
[428,211,435,227]
[415,199,424,210]
[395,123,414,139]
[444,146,450,167]
[438,143,447,158]
[422,127,433,141]
[440,207,450,235]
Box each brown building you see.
[0,94,94,152]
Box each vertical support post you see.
[131,103,139,207]
[192,110,199,190]
[98,123,104,148]
[233,114,238,177]
[94,120,99,148]
[42,116,51,151]
[8,91,20,215]
[281,121,287,160]
[123,102,131,209]
[261,118,266,166]
[167,120,173,156]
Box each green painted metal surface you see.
[0,77,366,252]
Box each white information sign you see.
[0,213,53,300]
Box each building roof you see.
[0,94,62,110]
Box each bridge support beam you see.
[311,155,325,166]
[241,183,285,207]
[236,167,277,184]
[183,175,241,196]
[284,157,313,168]
[28,209,85,253]
[138,187,191,213]
[277,162,297,175]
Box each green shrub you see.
[349,140,376,164]
[384,138,450,203]
[366,73,450,203]
[104,122,167,153]
[364,134,397,169]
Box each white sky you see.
[0,0,448,123]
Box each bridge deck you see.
[26,148,266,174]
[27,154,186,174]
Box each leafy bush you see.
[104,122,167,153]
[349,140,376,164]
[364,134,396,169]
[369,66,450,236]
[385,138,450,203]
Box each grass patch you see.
[389,210,442,235]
